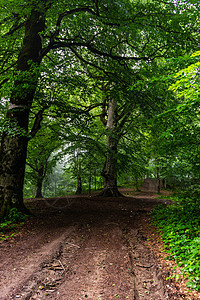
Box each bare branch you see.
[52,41,149,61]
[40,6,96,58]
[80,103,103,112]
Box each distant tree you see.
[25,122,63,198]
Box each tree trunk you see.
[156,166,161,194]
[35,166,44,198]
[94,169,97,190]
[0,10,45,220]
[135,176,140,192]
[75,176,82,195]
[99,100,123,197]
[88,172,91,195]
[100,145,122,197]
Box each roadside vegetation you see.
[151,188,200,291]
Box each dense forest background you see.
[0,0,199,212]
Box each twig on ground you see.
[66,241,80,248]
[58,259,66,272]
[136,263,154,268]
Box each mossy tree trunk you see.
[0,10,45,220]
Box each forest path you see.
[0,190,193,299]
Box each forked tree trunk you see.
[99,100,123,197]
[0,10,45,220]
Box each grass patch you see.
[151,195,200,291]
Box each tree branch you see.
[52,40,149,61]
[40,6,96,58]
[26,162,38,172]
[0,62,17,75]
[117,103,136,136]
[68,46,112,77]
[0,78,9,89]
[4,21,26,37]
[29,108,46,140]
[79,103,103,112]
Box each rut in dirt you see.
[0,193,177,300]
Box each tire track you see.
[2,227,75,300]
[0,195,184,299]
[122,214,171,300]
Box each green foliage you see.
[24,119,65,197]
[0,208,28,241]
[0,117,30,137]
[180,185,200,199]
[0,208,27,228]
[6,208,27,223]
[42,164,77,197]
[169,52,200,104]
[146,52,200,189]
[151,196,200,290]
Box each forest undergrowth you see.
[151,188,200,291]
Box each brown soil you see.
[0,189,199,300]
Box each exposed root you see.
[97,187,124,197]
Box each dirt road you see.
[0,191,198,299]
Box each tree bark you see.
[0,10,45,220]
[99,100,123,197]
[35,166,44,198]
[75,176,82,195]
[135,176,140,192]
[156,166,161,194]
[88,172,91,195]
[94,169,97,190]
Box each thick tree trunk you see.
[99,100,123,197]
[0,10,45,220]
[0,135,29,217]
[35,166,44,198]
[100,147,123,197]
